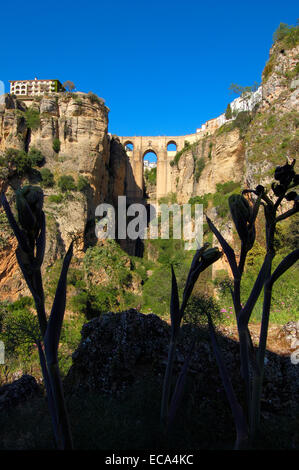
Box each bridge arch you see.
[142,148,159,160]
[118,133,199,202]
[167,140,177,151]
[124,141,134,152]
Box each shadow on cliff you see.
[88,136,155,258]
[0,310,298,450]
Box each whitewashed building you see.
[9,78,65,96]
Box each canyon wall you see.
[0,93,130,299]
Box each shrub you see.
[28,147,45,167]
[273,22,299,47]
[144,167,157,186]
[69,291,89,314]
[77,175,89,191]
[24,108,40,130]
[262,55,275,81]
[188,194,212,211]
[2,148,32,176]
[87,92,105,105]
[183,294,221,327]
[40,168,54,187]
[225,103,233,120]
[216,181,240,194]
[158,192,177,205]
[58,175,76,192]
[52,138,61,153]
[48,194,63,204]
[195,157,205,181]
[234,111,252,136]
[216,121,235,136]
[0,298,40,361]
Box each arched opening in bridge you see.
[124,141,134,153]
[143,150,157,201]
[167,141,177,151]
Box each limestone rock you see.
[65,309,299,416]
[0,375,40,411]
[0,92,130,299]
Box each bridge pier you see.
[118,133,201,203]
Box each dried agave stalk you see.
[206,159,298,448]
[1,186,73,449]
[161,244,222,428]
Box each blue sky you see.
[0,1,298,137]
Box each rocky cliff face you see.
[0,93,129,300]
[168,40,298,278]
[244,43,299,189]
[170,43,298,204]
[171,129,245,204]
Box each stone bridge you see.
[118,133,201,201]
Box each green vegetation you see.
[58,175,76,192]
[195,157,205,181]
[170,140,197,167]
[0,297,40,365]
[245,110,299,172]
[0,210,12,250]
[189,182,240,220]
[52,138,61,153]
[87,92,105,105]
[215,213,299,324]
[40,168,54,187]
[263,21,299,82]
[0,147,46,179]
[273,21,299,48]
[188,194,212,211]
[48,194,64,204]
[183,294,221,327]
[285,61,299,80]
[77,175,89,191]
[225,103,232,120]
[24,108,40,130]
[28,148,44,166]
[144,167,157,186]
[158,192,177,205]
[217,110,252,138]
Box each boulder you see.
[0,374,40,411]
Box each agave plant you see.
[1,186,73,449]
[161,243,222,429]
[206,159,299,448]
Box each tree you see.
[229,82,259,111]
[225,103,232,120]
[58,175,76,192]
[63,81,75,92]
[52,138,61,153]
[40,168,54,187]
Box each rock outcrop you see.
[171,129,245,203]
[0,93,130,299]
[0,374,40,411]
[65,309,299,417]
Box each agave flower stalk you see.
[160,244,222,428]
[1,186,74,450]
[206,159,298,447]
